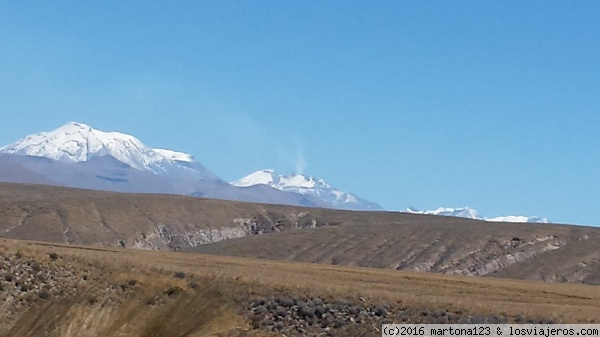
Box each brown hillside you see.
[1,182,600,286]
[191,220,600,284]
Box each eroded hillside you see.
[2,183,600,286]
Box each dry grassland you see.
[1,237,599,337]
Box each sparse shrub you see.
[277,296,294,308]
[38,290,51,300]
[266,300,277,310]
[299,305,315,318]
[314,304,326,317]
[49,253,58,261]
[164,286,183,297]
[128,279,137,286]
[375,305,388,317]
[4,274,14,282]
[276,307,288,318]
[348,305,360,315]
[173,271,186,279]
[489,314,507,324]
[254,305,266,315]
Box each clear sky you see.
[1,1,599,226]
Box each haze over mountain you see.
[232,169,383,211]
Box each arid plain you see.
[1,183,600,336]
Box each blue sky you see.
[1,1,599,226]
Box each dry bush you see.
[2,277,248,337]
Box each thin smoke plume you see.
[293,137,306,175]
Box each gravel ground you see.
[0,249,554,337]
[242,295,554,337]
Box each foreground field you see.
[1,238,599,337]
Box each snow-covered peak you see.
[0,122,217,180]
[152,148,194,163]
[232,169,277,187]
[232,169,382,211]
[404,207,481,219]
[403,206,549,223]
[279,174,332,190]
[0,122,148,165]
[486,215,549,223]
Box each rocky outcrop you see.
[115,212,334,251]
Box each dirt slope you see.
[2,182,600,285]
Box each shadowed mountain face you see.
[1,183,600,285]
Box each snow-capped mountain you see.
[404,207,482,219]
[232,169,383,211]
[0,122,219,181]
[0,122,334,208]
[403,207,549,223]
[485,215,549,223]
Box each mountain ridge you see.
[0,122,550,219]
[232,169,383,211]
[0,122,220,181]
[403,206,550,223]
[0,122,338,208]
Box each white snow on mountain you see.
[233,169,278,186]
[404,207,482,219]
[486,215,549,223]
[152,148,194,163]
[403,207,549,223]
[0,122,218,180]
[232,169,382,211]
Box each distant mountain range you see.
[232,169,383,211]
[0,122,373,210]
[0,122,550,220]
[403,207,550,223]
[0,122,218,181]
